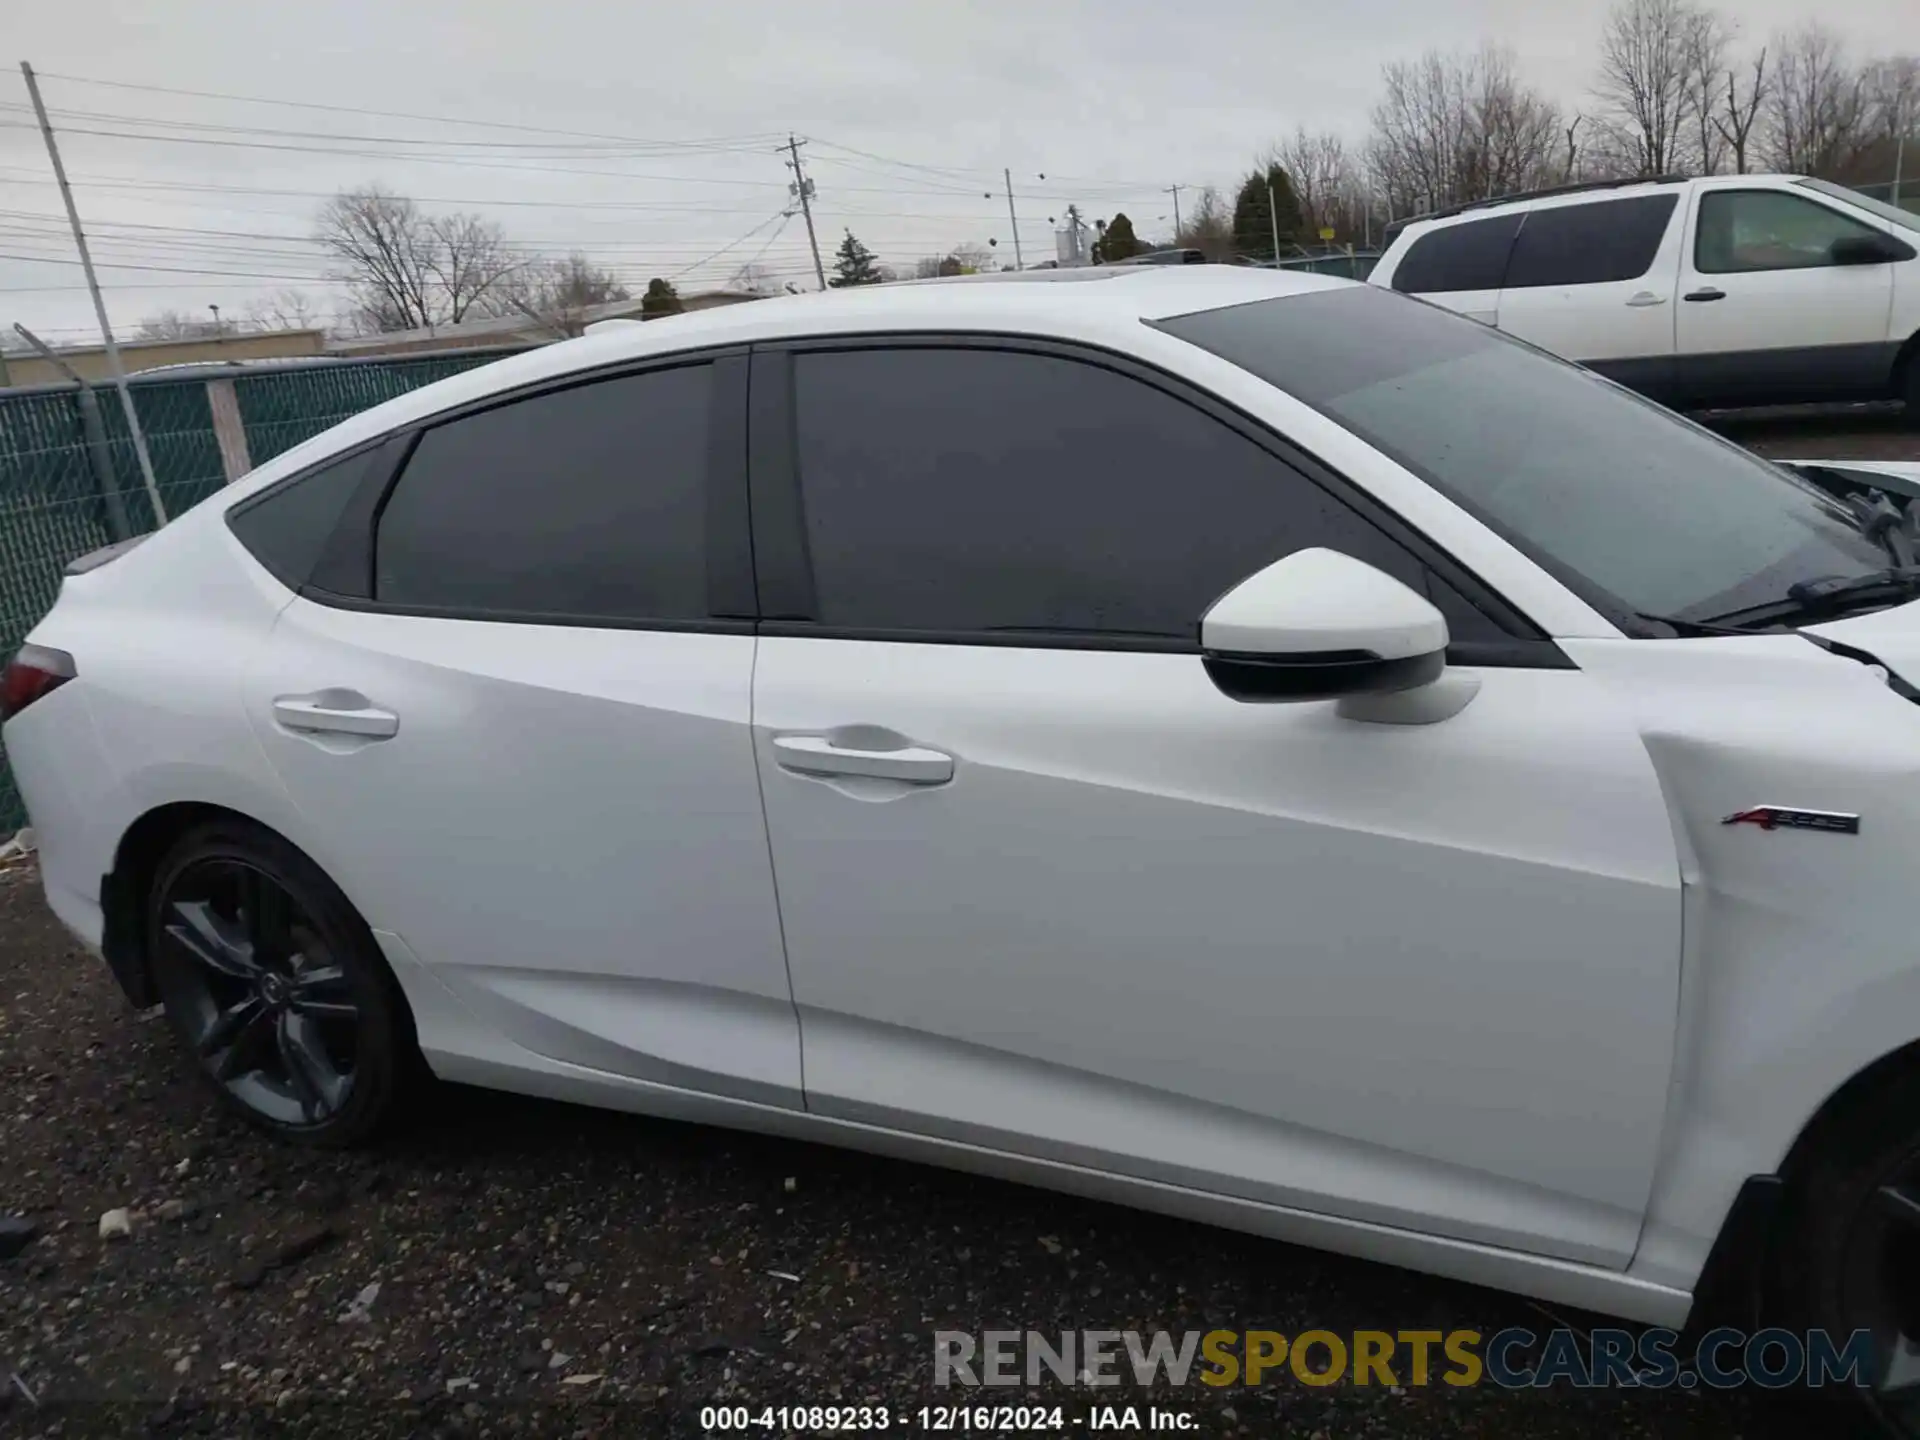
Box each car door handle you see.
[1684,287,1726,302]
[272,695,400,739]
[772,735,954,784]
[1625,291,1667,307]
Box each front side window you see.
[1389,213,1522,294]
[789,346,1489,643]
[1695,190,1884,275]
[1796,178,1920,236]
[1503,194,1679,288]
[1155,287,1887,626]
[375,364,711,622]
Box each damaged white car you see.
[7,269,1920,1432]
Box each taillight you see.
[0,644,76,723]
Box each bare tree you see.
[1368,46,1562,216]
[1863,56,1920,157]
[243,289,323,332]
[1712,45,1771,173]
[316,187,524,333]
[134,309,233,341]
[1173,186,1235,259]
[1763,25,1870,177]
[1269,129,1356,240]
[950,241,997,273]
[729,262,779,294]
[1593,0,1703,175]
[1680,8,1730,174]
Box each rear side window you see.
[227,449,374,590]
[1503,194,1679,288]
[789,345,1464,643]
[374,364,711,622]
[1389,214,1522,294]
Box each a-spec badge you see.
[1722,806,1860,835]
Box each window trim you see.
[752,331,1572,669]
[284,344,754,635]
[1691,187,1888,276]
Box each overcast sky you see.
[3,0,1912,344]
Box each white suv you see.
[1369,174,1920,413]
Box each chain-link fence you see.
[0,346,522,833]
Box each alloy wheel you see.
[153,858,360,1128]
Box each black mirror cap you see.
[1203,647,1445,704]
[1830,234,1914,266]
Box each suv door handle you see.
[1684,287,1727,302]
[1625,291,1667,307]
[272,695,400,739]
[772,734,954,785]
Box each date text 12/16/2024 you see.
[700,1405,1196,1431]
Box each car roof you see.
[226,267,1350,496]
[1386,172,1816,244]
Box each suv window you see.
[228,447,377,590]
[789,345,1500,644]
[1389,213,1522,294]
[1695,190,1884,274]
[1503,194,1679,288]
[375,364,711,622]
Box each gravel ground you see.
[7,416,1912,1440]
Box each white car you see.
[8,268,1920,1426]
[1369,173,1920,413]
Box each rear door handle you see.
[1625,291,1667,307]
[272,695,400,739]
[1684,287,1726,302]
[772,735,954,784]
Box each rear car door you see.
[1382,212,1521,324]
[749,338,1683,1267]
[1493,192,1683,400]
[240,353,803,1106]
[1675,186,1900,405]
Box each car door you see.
[1674,186,1898,405]
[244,353,804,1107]
[1383,211,1521,325]
[1493,192,1683,401]
[748,339,1683,1268]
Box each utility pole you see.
[785,136,826,291]
[1166,184,1185,238]
[1004,168,1024,271]
[1268,180,1282,265]
[21,62,167,525]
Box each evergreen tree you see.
[829,230,885,287]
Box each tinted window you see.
[1503,194,1678,288]
[1695,190,1884,274]
[375,365,710,621]
[228,449,373,589]
[792,346,1441,642]
[1156,288,1887,623]
[1389,214,1522,293]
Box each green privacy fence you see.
[0,346,522,834]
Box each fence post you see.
[205,377,252,483]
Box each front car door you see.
[245,354,803,1106]
[1674,184,1899,406]
[747,335,1683,1268]
[1493,191,1683,401]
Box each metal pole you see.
[1268,182,1281,265]
[20,62,167,526]
[1005,168,1024,271]
[786,136,826,291]
[1894,129,1907,213]
[13,323,133,541]
[1167,184,1183,237]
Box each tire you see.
[144,819,415,1147]
[1904,356,1920,430]
[1773,1063,1920,1438]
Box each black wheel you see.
[1776,1065,1920,1437]
[146,821,413,1146]
[1905,358,1920,430]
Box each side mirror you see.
[1830,234,1909,266]
[1201,549,1447,702]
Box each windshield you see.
[1796,178,1920,234]
[1153,287,1888,625]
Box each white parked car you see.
[10,268,1920,1427]
[1369,173,1920,413]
